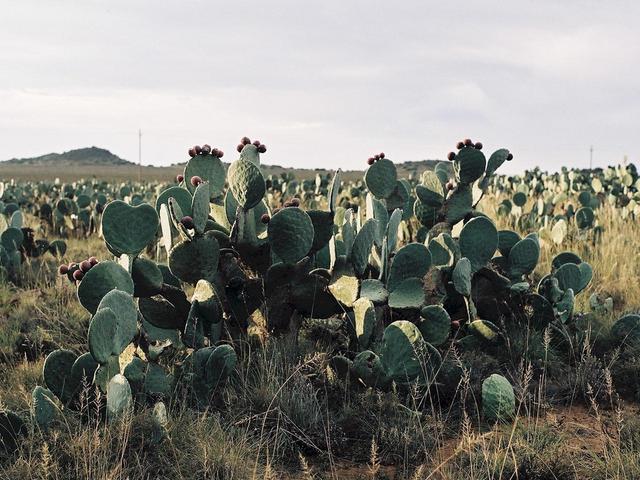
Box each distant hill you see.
[1,147,134,166]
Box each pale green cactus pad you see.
[268,207,314,264]
[77,261,134,314]
[101,200,159,256]
[482,373,515,422]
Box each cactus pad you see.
[101,200,159,256]
[77,261,134,314]
[459,217,498,272]
[364,158,397,199]
[267,207,314,264]
[482,374,515,422]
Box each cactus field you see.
[1,137,640,479]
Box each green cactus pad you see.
[512,192,527,207]
[352,350,387,388]
[69,352,99,393]
[553,263,582,293]
[380,321,425,384]
[354,297,376,348]
[77,261,134,314]
[43,349,77,404]
[267,207,314,264]
[328,258,359,307]
[1,227,23,251]
[169,231,220,283]
[92,354,120,392]
[155,186,193,216]
[551,252,582,270]
[526,294,555,328]
[453,257,472,296]
[443,184,473,225]
[144,363,174,397]
[351,218,378,276]
[507,237,539,279]
[131,257,163,296]
[454,147,486,184]
[428,233,455,267]
[228,158,266,210]
[97,290,139,353]
[485,149,510,176]
[359,278,388,304]
[192,279,223,325]
[329,355,352,380]
[388,277,425,309]
[364,158,397,199]
[48,239,67,257]
[556,288,575,323]
[416,171,445,207]
[239,143,261,165]
[106,374,133,420]
[204,344,237,388]
[32,386,58,430]
[414,199,439,228]
[0,410,27,453]
[497,230,520,257]
[575,206,595,229]
[191,182,211,234]
[184,154,226,198]
[469,319,501,343]
[328,170,342,213]
[307,210,334,253]
[577,262,593,294]
[418,305,451,346]
[139,295,184,330]
[482,374,515,422]
[459,217,498,272]
[611,314,640,345]
[387,243,431,292]
[101,200,159,256]
[88,308,117,363]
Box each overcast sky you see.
[1,1,638,172]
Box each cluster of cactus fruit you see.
[4,136,640,453]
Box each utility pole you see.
[589,145,593,170]
[138,129,142,182]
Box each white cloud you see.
[0,0,638,172]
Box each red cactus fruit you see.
[181,216,194,229]
[507,152,514,160]
[291,198,300,207]
[367,157,375,165]
[73,270,84,281]
[379,152,385,159]
[190,176,203,187]
[447,152,456,161]
[58,264,69,275]
[236,144,243,153]
[446,182,454,191]
[188,147,196,158]
[464,138,473,147]
[252,140,261,147]
[80,260,92,272]
[195,145,202,155]
[456,141,465,150]
[451,320,460,329]
[176,174,184,183]
[474,142,483,150]
[89,256,98,265]
[201,144,212,154]
[260,213,270,224]
[257,144,267,153]
[241,136,251,145]
[217,150,224,158]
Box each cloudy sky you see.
[1,1,638,172]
